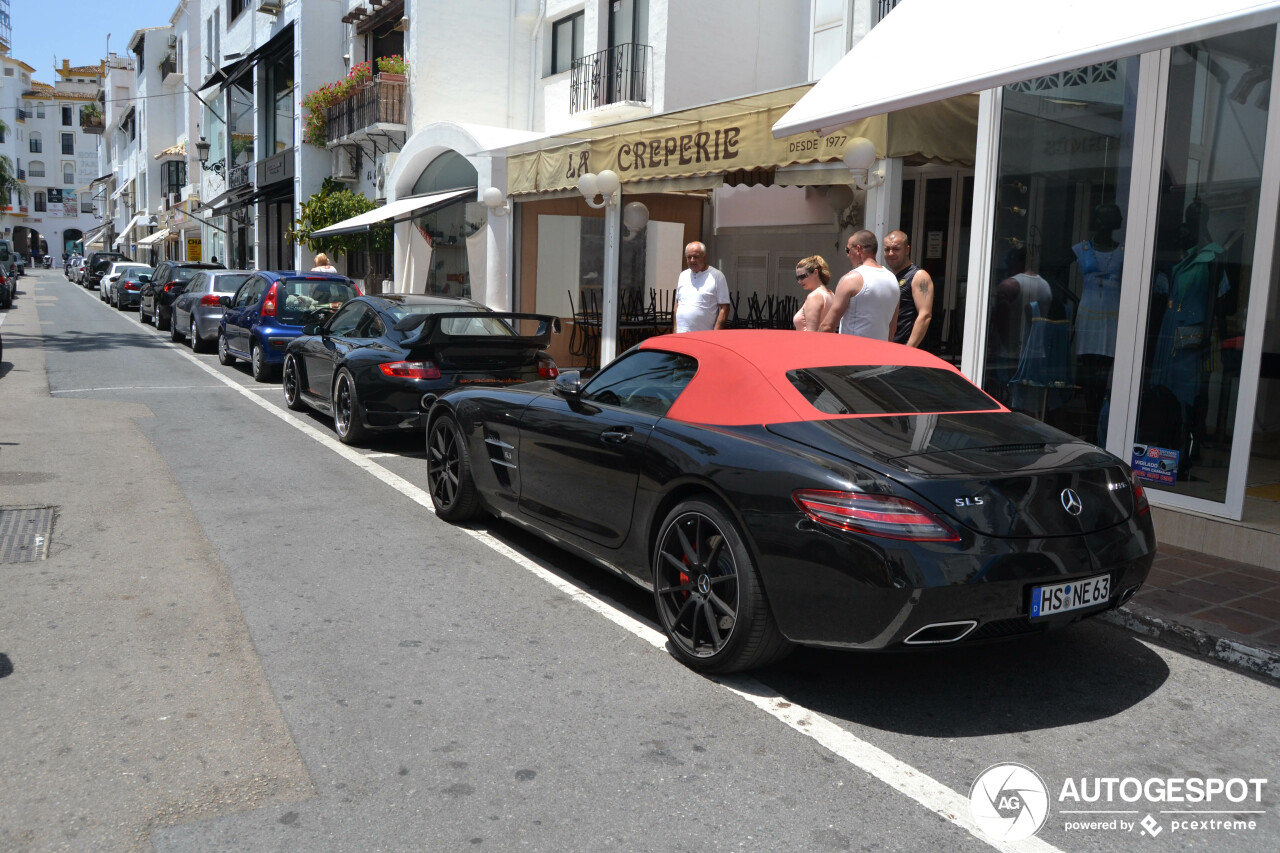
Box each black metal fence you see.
[325,77,407,142]
[569,43,650,114]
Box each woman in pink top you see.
[793,255,833,331]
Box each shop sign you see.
[1131,444,1179,484]
[186,237,201,261]
[509,95,981,196]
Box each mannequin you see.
[1072,203,1125,442]
[1149,201,1227,476]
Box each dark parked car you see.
[82,251,130,290]
[138,260,225,330]
[283,294,559,444]
[170,269,252,352]
[112,267,153,310]
[218,271,358,382]
[424,330,1156,673]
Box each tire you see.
[427,414,484,521]
[283,356,308,411]
[250,343,274,383]
[139,301,149,324]
[652,499,791,673]
[331,369,368,445]
[156,306,170,331]
[169,314,184,342]
[217,331,236,366]
[190,317,210,353]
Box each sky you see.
[10,1,179,81]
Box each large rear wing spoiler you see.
[393,311,562,347]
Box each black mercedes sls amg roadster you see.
[424,330,1155,673]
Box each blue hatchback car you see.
[217,271,359,381]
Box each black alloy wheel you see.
[169,313,184,342]
[156,305,170,331]
[283,356,307,411]
[652,499,791,673]
[217,331,236,366]
[427,415,483,521]
[332,369,367,444]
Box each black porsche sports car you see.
[424,329,1156,673]
[283,294,560,444]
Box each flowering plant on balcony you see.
[376,55,408,77]
[301,61,374,147]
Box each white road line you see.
[62,276,1064,853]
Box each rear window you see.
[211,274,249,293]
[386,304,513,336]
[174,267,213,282]
[786,366,1001,416]
[278,278,359,324]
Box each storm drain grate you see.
[0,507,56,563]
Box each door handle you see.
[601,427,633,444]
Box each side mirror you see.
[553,370,583,399]
[302,324,321,336]
[218,295,232,308]
[138,273,151,283]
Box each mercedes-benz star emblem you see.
[1060,488,1083,516]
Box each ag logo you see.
[970,763,1050,841]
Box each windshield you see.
[388,304,514,337]
[786,366,1002,416]
[278,278,359,324]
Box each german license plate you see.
[1030,574,1111,618]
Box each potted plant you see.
[376,55,408,82]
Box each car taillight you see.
[200,294,222,306]
[537,354,559,379]
[793,489,960,542]
[379,361,442,380]
[261,282,279,317]
[124,281,140,290]
[1127,467,1150,515]
[163,282,178,292]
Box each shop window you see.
[161,160,186,196]
[551,12,584,75]
[1132,26,1275,503]
[410,152,481,298]
[227,75,254,169]
[268,52,295,154]
[982,57,1139,445]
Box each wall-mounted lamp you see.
[481,186,509,217]
[622,201,649,234]
[823,183,861,231]
[194,136,224,176]
[842,137,885,191]
[393,16,410,32]
[577,169,620,209]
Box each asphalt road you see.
[1,267,1276,852]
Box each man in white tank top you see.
[819,230,899,340]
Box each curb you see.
[1101,605,1280,683]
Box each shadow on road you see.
[6,328,174,354]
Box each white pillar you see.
[600,200,621,366]
[863,157,903,254]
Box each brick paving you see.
[1129,544,1280,663]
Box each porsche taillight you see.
[261,282,279,317]
[379,361,442,380]
[793,489,960,542]
[537,354,559,379]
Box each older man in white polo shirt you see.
[674,242,730,333]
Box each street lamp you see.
[194,136,224,176]
[843,137,885,191]
[481,186,509,217]
[577,170,620,209]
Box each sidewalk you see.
[1103,544,1280,682]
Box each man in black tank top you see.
[884,230,935,347]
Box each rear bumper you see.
[751,509,1157,649]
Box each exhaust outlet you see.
[903,620,978,645]
[420,393,438,411]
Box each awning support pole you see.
[600,198,621,367]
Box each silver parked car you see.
[170,269,252,352]
[100,262,152,304]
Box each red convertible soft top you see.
[638,329,998,426]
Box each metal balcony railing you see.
[15,168,24,180]
[325,76,407,142]
[160,50,178,80]
[569,43,650,114]
[874,0,901,25]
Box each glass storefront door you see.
[981,58,1140,441]
[1129,27,1275,506]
